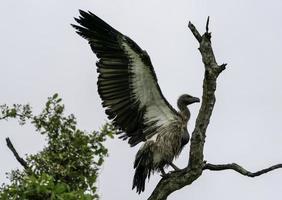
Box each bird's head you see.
[177,94,200,109]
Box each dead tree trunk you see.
[148,18,282,200]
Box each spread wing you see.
[72,10,183,146]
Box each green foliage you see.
[0,94,116,200]
[0,104,32,124]
[1,173,93,200]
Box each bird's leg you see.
[160,168,169,178]
[160,168,166,176]
[169,162,180,171]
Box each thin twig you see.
[203,163,282,177]
[6,137,29,170]
[206,16,210,33]
[0,116,8,120]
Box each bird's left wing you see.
[72,10,183,146]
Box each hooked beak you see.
[192,97,200,104]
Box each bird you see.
[72,10,200,194]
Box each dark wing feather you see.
[72,10,182,146]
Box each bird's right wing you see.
[72,10,183,146]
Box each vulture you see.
[72,10,200,194]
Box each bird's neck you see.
[177,103,191,121]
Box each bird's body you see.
[133,109,189,192]
[72,10,199,193]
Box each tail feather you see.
[132,147,153,193]
[132,165,149,194]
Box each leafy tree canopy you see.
[0,94,115,200]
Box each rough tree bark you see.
[148,18,282,200]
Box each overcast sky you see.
[1,0,282,199]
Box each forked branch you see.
[147,16,280,200]
[148,17,225,200]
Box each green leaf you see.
[52,93,58,99]
[54,183,68,194]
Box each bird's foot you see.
[160,168,170,179]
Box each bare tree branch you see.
[188,21,202,42]
[203,163,282,177]
[148,18,226,200]
[206,16,210,33]
[6,137,29,170]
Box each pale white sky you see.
[1,0,282,199]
